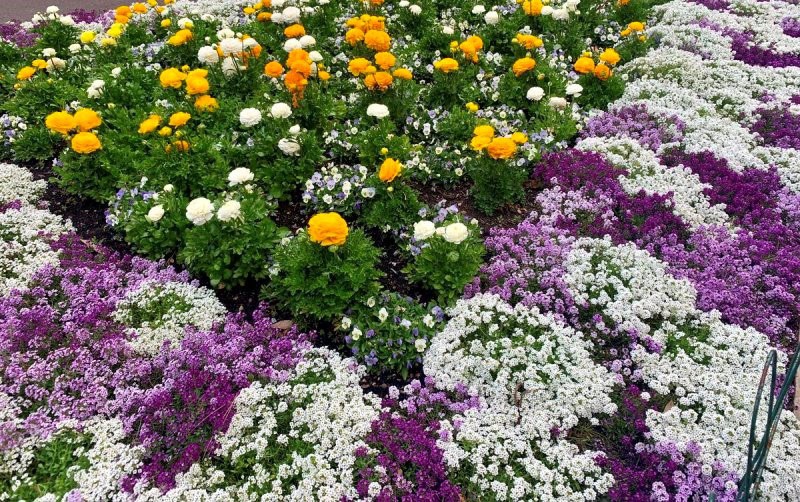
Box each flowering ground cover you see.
[1,0,800,500]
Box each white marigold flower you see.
[270,102,293,119]
[527,86,545,101]
[281,6,301,23]
[217,200,241,222]
[566,83,583,96]
[197,46,220,64]
[219,38,244,56]
[443,222,469,244]
[146,205,165,223]
[228,167,254,186]
[239,108,262,127]
[484,11,499,24]
[549,96,568,109]
[278,138,301,156]
[472,5,486,14]
[413,220,436,241]
[186,197,214,225]
[367,103,390,119]
[409,4,422,15]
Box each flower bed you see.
[1,0,800,500]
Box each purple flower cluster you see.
[725,30,800,67]
[782,17,800,38]
[1,233,315,492]
[750,106,800,149]
[353,378,480,501]
[582,105,686,152]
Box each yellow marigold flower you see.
[628,21,645,31]
[593,63,612,80]
[159,126,173,137]
[433,58,459,73]
[308,212,349,246]
[167,140,190,152]
[348,58,372,76]
[599,48,620,65]
[107,25,123,38]
[194,95,219,112]
[161,19,172,28]
[378,158,402,182]
[132,3,148,14]
[45,111,77,135]
[512,57,536,77]
[466,102,479,112]
[264,61,285,77]
[168,112,191,127]
[243,6,256,14]
[80,31,96,44]
[522,0,543,15]
[160,68,187,88]
[17,66,36,80]
[511,132,528,144]
[168,29,193,46]
[32,59,48,69]
[101,37,117,47]
[364,30,391,51]
[487,137,517,160]
[185,75,209,95]
[74,109,102,132]
[515,34,543,50]
[71,132,102,154]
[470,135,491,150]
[257,12,271,22]
[284,24,305,38]
[346,28,365,45]
[138,115,162,134]
[467,36,484,51]
[374,52,396,70]
[187,68,208,78]
[318,70,331,81]
[392,68,413,80]
[573,56,596,74]
[473,125,495,138]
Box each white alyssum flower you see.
[366,103,390,119]
[217,200,242,222]
[239,107,262,127]
[228,167,254,186]
[0,163,46,205]
[114,280,226,355]
[185,197,215,225]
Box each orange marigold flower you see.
[378,158,402,182]
[374,52,396,70]
[364,71,393,91]
[17,66,36,80]
[71,132,102,154]
[512,57,536,77]
[348,58,372,76]
[45,111,77,135]
[522,0,543,15]
[160,68,187,88]
[433,58,459,73]
[599,48,620,65]
[308,212,349,246]
[593,63,612,80]
[364,30,391,51]
[515,34,543,50]
[346,28,365,45]
[185,75,210,95]
[392,68,413,80]
[194,95,219,111]
[486,137,517,160]
[264,61,285,77]
[138,114,162,134]
[470,135,491,150]
[168,29,193,46]
[284,24,305,38]
[168,112,191,127]
[473,125,495,138]
[74,109,102,132]
[573,56,596,74]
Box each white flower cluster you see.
[113,280,227,355]
[0,203,73,296]
[0,163,46,206]
[426,293,617,500]
[577,137,731,229]
[146,348,381,501]
[560,235,800,498]
[412,220,470,244]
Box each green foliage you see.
[266,230,383,323]
[468,155,530,215]
[404,221,484,305]
[338,292,443,379]
[360,177,422,231]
